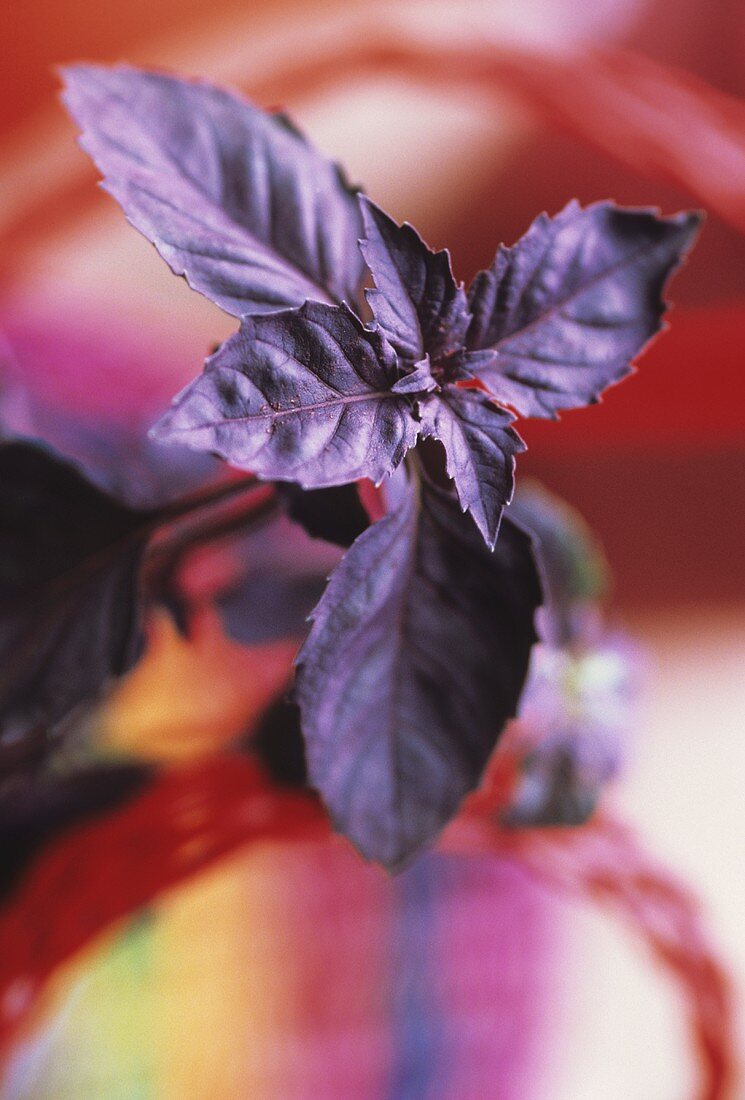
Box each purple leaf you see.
[218,571,327,645]
[359,196,470,365]
[250,697,308,789]
[390,358,439,395]
[152,301,420,487]
[0,442,152,762]
[419,386,525,548]
[294,478,542,869]
[277,483,370,547]
[215,513,342,646]
[0,397,219,511]
[507,481,609,645]
[60,65,366,317]
[466,201,701,418]
[0,326,222,510]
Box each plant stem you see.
[148,488,278,573]
[155,473,259,525]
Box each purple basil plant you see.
[0,64,699,870]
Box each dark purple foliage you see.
[294,478,542,868]
[152,301,420,487]
[63,64,699,556]
[211,512,343,646]
[61,65,366,317]
[276,483,370,548]
[250,696,308,789]
[359,196,470,364]
[0,442,152,757]
[465,200,701,417]
[418,386,524,547]
[22,64,702,866]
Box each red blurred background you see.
[1,0,744,606]
[0,1,743,1096]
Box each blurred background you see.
[0,0,743,1097]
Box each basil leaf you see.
[295,478,542,868]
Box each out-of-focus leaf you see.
[250,695,308,788]
[359,196,470,364]
[294,478,542,869]
[217,571,326,645]
[153,301,420,487]
[507,480,610,644]
[0,442,153,754]
[508,625,634,830]
[213,512,342,645]
[3,409,219,512]
[213,512,341,646]
[61,65,366,317]
[0,331,221,510]
[503,735,607,828]
[419,386,524,547]
[276,483,370,548]
[466,201,701,417]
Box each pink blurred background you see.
[1,0,744,1096]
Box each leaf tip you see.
[672,207,705,257]
[148,407,181,446]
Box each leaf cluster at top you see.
[0,65,699,867]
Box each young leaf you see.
[294,478,542,869]
[359,196,470,364]
[466,201,701,417]
[60,65,366,317]
[419,386,524,548]
[390,357,439,395]
[152,301,420,487]
[0,442,152,751]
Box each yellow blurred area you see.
[8,844,298,1100]
[96,610,295,761]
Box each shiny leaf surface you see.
[153,301,420,487]
[61,65,366,316]
[466,201,701,417]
